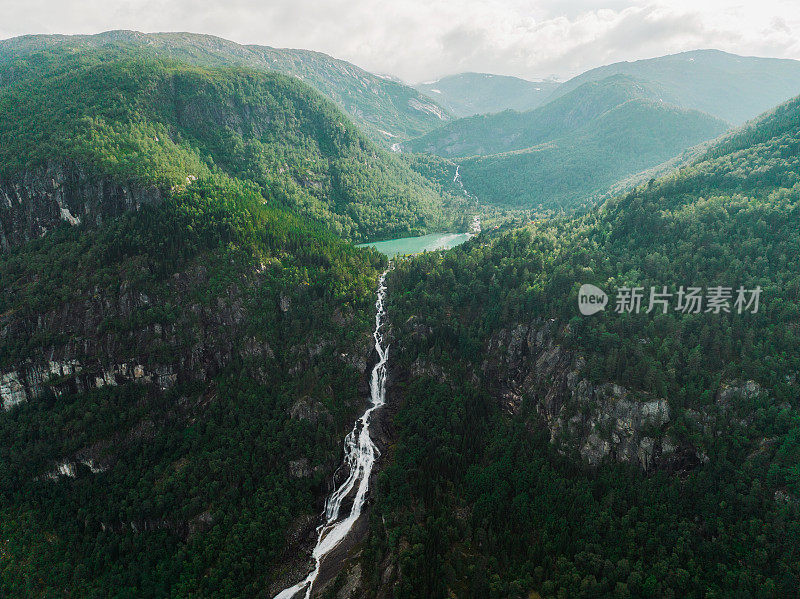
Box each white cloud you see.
[0,0,798,82]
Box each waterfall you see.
[274,271,390,599]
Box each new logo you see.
[578,284,608,315]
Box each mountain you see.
[458,96,727,210]
[0,49,469,246]
[416,72,561,117]
[405,75,728,210]
[351,91,800,597]
[0,175,389,597]
[0,30,453,143]
[0,47,404,596]
[404,50,800,212]
[406,75,676,157]
[2,36,800,599]
[550,49,800,125]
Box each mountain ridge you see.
[0,30,454,144]
[415,72,561,117]
[549,48,800,124]
[356,86,800,597]
[404,74,729,210]
[0,50,470,246]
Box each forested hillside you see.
[0,50,469,246]
[0,173,392,595]
[406,75,674,157]
[458,97,727,210]
[350,92,800,598]
[0,30,453,143]
[550,49,800,125]
[405,75,728,211]
[416,73,560,117]
[2,29,800,599]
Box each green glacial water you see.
[357,232,473,258]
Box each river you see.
[273,271,390,599]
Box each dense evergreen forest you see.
[0,175,390,595]
[0,49,470,244]
[0,31,799,599]
[0,30,454,144]
[356,93,800,598]
[405,75,729,211]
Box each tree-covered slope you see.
[416,72,561,117]
[457,97,728,210]
[402,75,728,212]
[406,75,669,157]
[0,30,453,143]
[352,91,800,598]
[0,51,468,246]
[0,173,391,596]
[549,49,800,125]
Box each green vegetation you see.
[0,30,453,144]
[405,75,728,211]
[458,98,728,210]
[0,50,468,242]
[549,49,800,125]
[407,75,674,158]
[358,93,800,597]
[416,73,560,117]
[2,34,800,599]
[0,175,387,596]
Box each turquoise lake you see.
[357,232,472,258]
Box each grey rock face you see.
[0,161,163,251]
[0,264,264,411]
[288,396,333,425]
[482,319,684,471]
[288,457,313,478]
[0,360,177,411]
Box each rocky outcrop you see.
[477,319,785,472]
[480,319,690,471]
[41,458,108,480]
[0,263,266,411]
[288,396,333,424]
[0,359,176,411]
[0,161,163,250]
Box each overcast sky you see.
[1,0,798,82]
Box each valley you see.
[0,25,799,599]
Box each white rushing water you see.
[274,272,390,599]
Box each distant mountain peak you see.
[0,30,453,143]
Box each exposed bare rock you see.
[289,457,321,479]
[288,396,333,425]
[718,379,764,406]
[0,360,176,410]
[0,160,163,251]
[335,562,364,598]
[479,318,691,471]
[0,264,264,411]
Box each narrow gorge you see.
[275,271,390,599]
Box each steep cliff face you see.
[0,161,163,251]
[0,262,228,408]
[0,259,374,412]
[0,173,389,593]
[391,312,769,473]
[478,318,774,473]
[481,319,675,471]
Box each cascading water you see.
[274,271,390,599]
